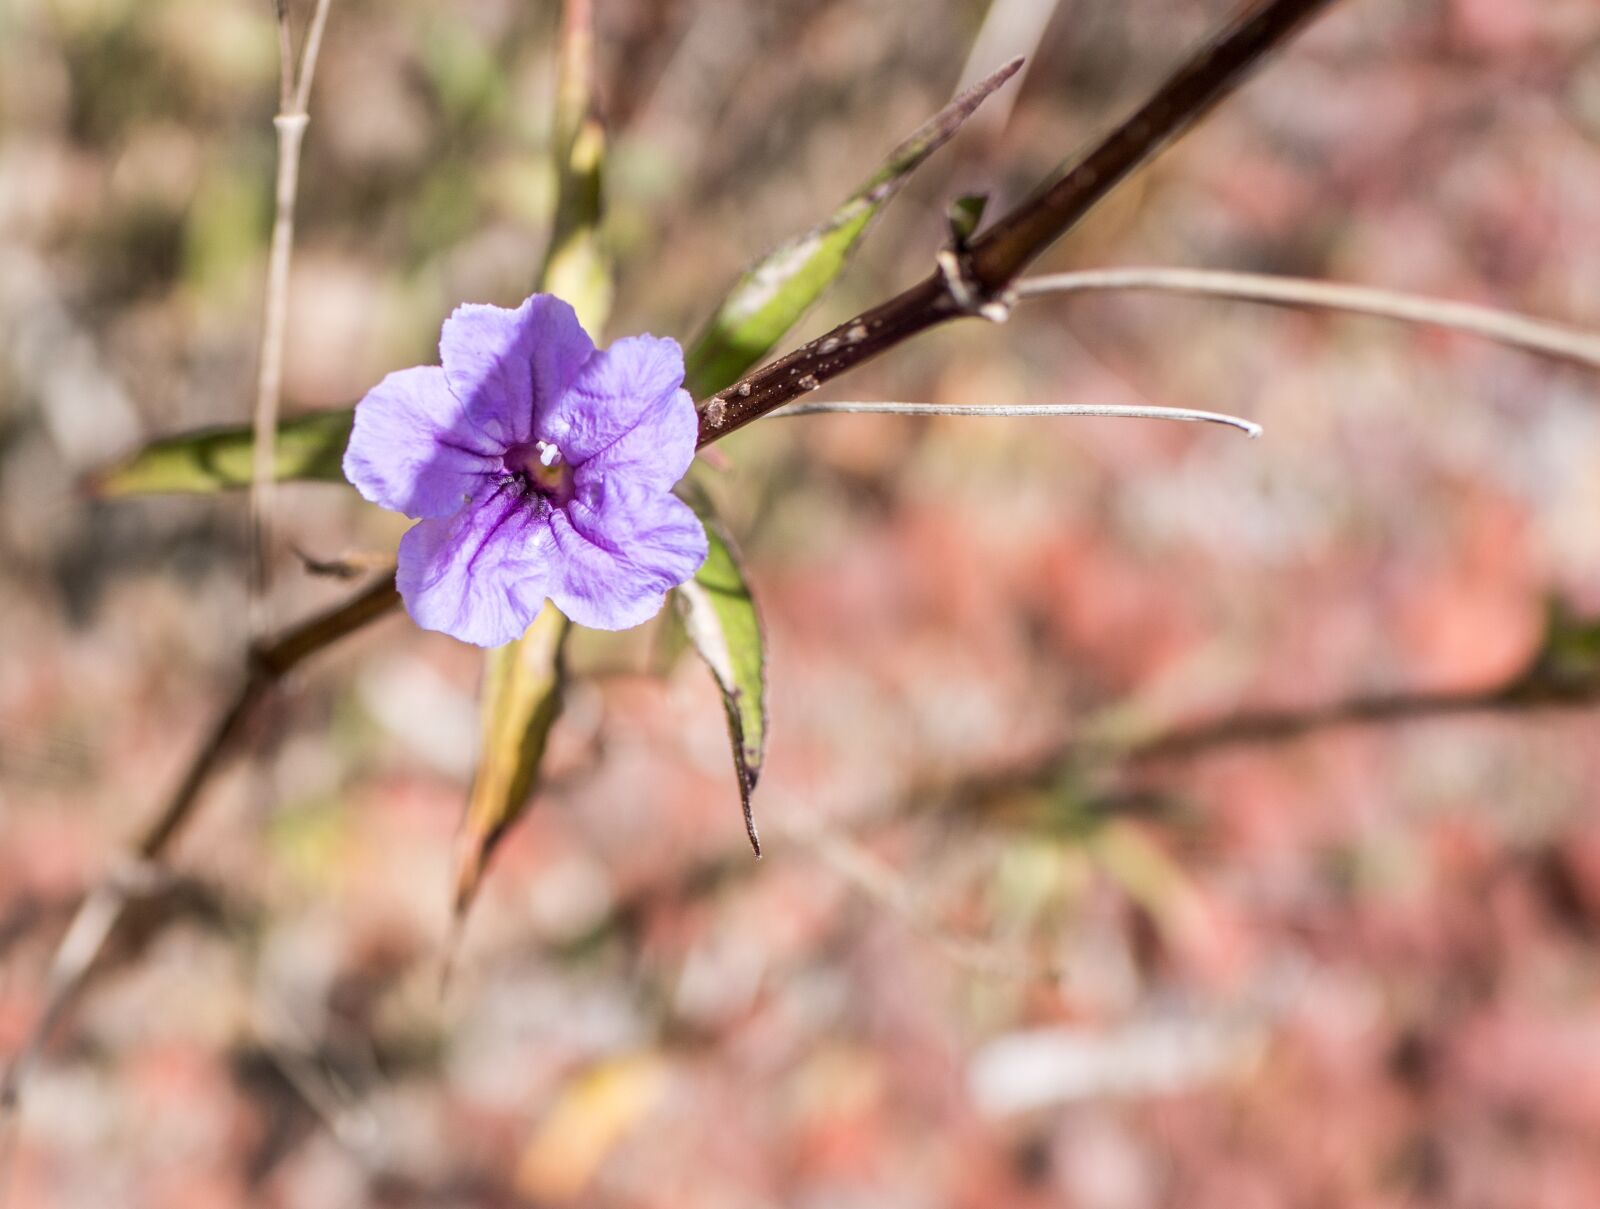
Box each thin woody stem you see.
[1125,672,1600,763]
[250,0,336,638]
[291,0,335,116]
[1014,268,1600,370]
[1126,686,1520,762]
[140,570,401,858]
[965,0,1337,291]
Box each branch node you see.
[105,854,169,898]
[937,248,1014,324]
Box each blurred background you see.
[5,0,1600,1204]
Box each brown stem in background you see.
[927,671,1600,827]
[696,0,1341,446]
[1125,675,1600,763]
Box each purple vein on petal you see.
[464,482,537,577]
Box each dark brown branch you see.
[696,0,1340,447]
[966,0,1336,290]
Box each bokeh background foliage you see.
[5,0,1600,1206]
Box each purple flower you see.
[343,294,708,646]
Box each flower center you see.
[505,439,574,504]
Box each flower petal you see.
[546,335,696,489]
[440,295,596,449]
[343,366,500,519]
[547,484,708,630]
[396,482,557,647]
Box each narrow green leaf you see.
[455,604,571,916]
[91,409,353,497]
[675,486,769,855]
[541,112,612,335]
[540,0,610,334]
[682,57,1023,399]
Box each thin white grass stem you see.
[1014,268,1600,370]
[274,2,295,111]
[291,0,335,114]
[771,400,1262,437]
[250,0,335,638]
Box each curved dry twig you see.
[1013,268,1600,370]
[770,399,1262,437]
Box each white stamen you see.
[537,441,562,467]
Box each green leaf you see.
[539,0,611,335]
[540,113,612,336]
[675,486,769,854]
[947,192,989,248]
[1519,598,1600,701]
[455,604,571,916]
[91,409,353,497]
[682,57,1023,399]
